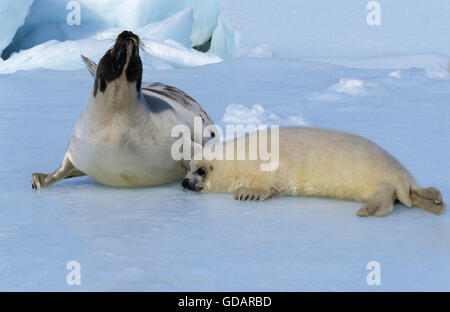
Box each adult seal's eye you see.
[196,168,206,177]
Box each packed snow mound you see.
[424,63,450,80]
[211,0,450,60]
[0,10,222,74]
[305,63,450,104]
[142,40,221,68]
[1,0,219,59]
[0,0,33,57]
[330,79,366,96]
[222,103,307,127]
[0,39,108,73]
[0,38,221,74]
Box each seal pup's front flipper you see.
[81,55,97,77]
[233,187,279,201]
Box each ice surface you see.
[1,57,449,291]
[311,54,450,70]
[1,0,450,292]
[211,0,450,59]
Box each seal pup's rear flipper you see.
[81,55,97,77]
[410,187,446,215]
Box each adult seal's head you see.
[94,30,143,97]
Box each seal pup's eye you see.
[196,167,206,177]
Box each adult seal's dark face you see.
[94,30,143,96]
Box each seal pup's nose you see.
[182,178,190,189]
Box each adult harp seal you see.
[31,31,215,188]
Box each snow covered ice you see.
[211,0,450,59]
[1,1,450,291]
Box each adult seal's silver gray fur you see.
[31,30,216,188]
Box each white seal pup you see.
[182,127,445,217]
[31,30,216,189]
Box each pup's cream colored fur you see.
[183,127,445,217]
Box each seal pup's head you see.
[94,30,142,97]
[182,160,212,192]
